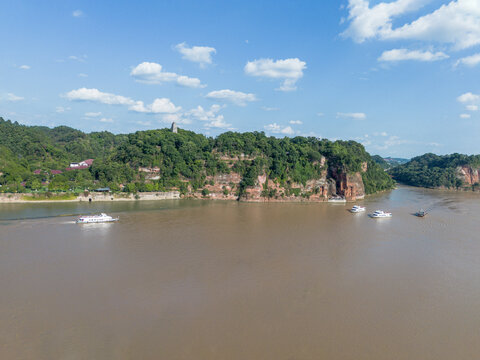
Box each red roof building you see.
[50,170,63,175]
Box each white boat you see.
[349,205,366,213]
[76,213,119,224]
[328,196,346,203]
[369,210,392,218]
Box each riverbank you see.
[0,191,181,203]
[0,191,360,203]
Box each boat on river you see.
[349,205,366,213]
[414,209,427,217]
[76,213,119,224]
[369,210,392,218]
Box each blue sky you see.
[1,0,480,157]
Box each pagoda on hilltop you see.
[171,122,178,133]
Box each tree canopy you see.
[388,153,480,188]
[0,117,394,195]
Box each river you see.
[1,186,480,359]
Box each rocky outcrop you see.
[192,166,366,202]
[456,166,480,185]
[199,173,242,200]
[329,166,366,201]
[338,172,365,201]
[240,175,330,202]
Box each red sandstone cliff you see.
[456,165,480,185]
[189,161,367,202]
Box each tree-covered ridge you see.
[371,155,390,169]
[389,153,480,188]
[0,117,394,195]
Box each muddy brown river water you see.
[1,186,480,359]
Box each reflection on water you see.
[76,222,116,237]
[1,186,480,359]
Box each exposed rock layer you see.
[456,166,480,185]
[192,165,367,202]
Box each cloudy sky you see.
[1,0,480,157]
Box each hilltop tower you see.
[171,122,178,133]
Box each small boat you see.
[414,209,427,217]
[369,210,392,218]
[328,196,346,203]
[76,213,119,224]
[349,205,366,213]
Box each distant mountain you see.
[383,157,410,167]
[371,155,410,170]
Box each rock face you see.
[191,165,366,202]
[456,166,480,185]
[337,172,365,201]
[200,173,242,200]
[329,166,366,201]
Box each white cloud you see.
[206,89,257,106]
[460,113,471,118]
[130,62,205,88]
[65,88,135,105]
[386,0,480,50]
[455,53,480,67]
[99,118,114,123]
[4,93,24,102]
[186,104,222,121]
[378,48,449,62]
[183,104,230,128]
[65,87,181,114]
[72,10,84,17]
[364,132,416,150]
[175,42,216,67]
[244,58,307,91]
[317,112,325,117]
[289,120,303,125]
[162,113,192,125]
[160,104,229,127]
[342,0,426,43]
[69,55,87,62]
[204,117,231,129]
[264,123,295,135]
[129,98,181,114]
[336,112,366,120]
[18,65,30,70]
[457,92,480,104]
[148,99,180,114]
[78,73,88,77]
[383,135,409,148]
[343,0,480,50]
[85,112,101,117]
[55,106,70,113]
[466,104,478,111]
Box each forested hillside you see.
[389,153,480,189]
[0,117,394,197]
